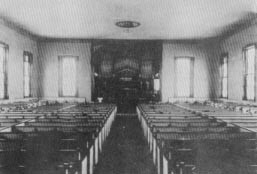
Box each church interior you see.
[0,0,256,174]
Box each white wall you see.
[0,20,39,99]
[218,22,257,102]
[1,17,255,103]
[161,41,210,102]
[38,40,92,101]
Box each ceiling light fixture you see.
[115,21,140,28]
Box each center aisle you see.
[94,114,156,174]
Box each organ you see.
[91,41,162,103]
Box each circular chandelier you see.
[115,21,140,28]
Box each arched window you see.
[23,51,33,98]
[58,56,78,97]
[175,57,194,98]
[0,43,8,99]
[220,54,228,98]
[243,45,256,101]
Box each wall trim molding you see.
[0,17,38,41]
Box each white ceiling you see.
[0,0,256,40]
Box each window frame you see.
[0,42,8,100]
[58,55,79,97]
[174,56,194,98]
[23,51,33,98]
[220,53,228,99]
[243,44,257,101]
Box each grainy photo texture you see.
[0,0,256,174]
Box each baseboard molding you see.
[38,97,87,103]
[166,97,210,103]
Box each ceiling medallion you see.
[115,21,140,28]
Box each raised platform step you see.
[116,113,137,117]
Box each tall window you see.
[23,51,33,98]
[0,43,8,99]
[175,57,194,97]
[220,54,228,98]
[243,45,256,100]
[59,56,78,97]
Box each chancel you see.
[0,0,256,174]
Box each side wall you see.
[2,17,255,103]
[0,20,39,100]
[38,40,92,101]
[218,22,257,102]
[161,41,210,102]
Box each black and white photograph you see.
[0,0,256,174]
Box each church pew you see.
[21,122,103,127]
[175,102,257,174]
[148,122,227,127]
[143,115,204,119]
[138,112,228,150]
[147,119,213,123]
[12,128,105,174]
[0,102,117,174]
[137,104,256,174]
[152,126,239,133]
[5,129,101,174]
[34,118,106,125]
[0,112,110,117]
[156,132,255,174]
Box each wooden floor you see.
[94,114,156,174]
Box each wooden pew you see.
[175,101,257,174]
[137,103,256,174]
[0,102,117,174]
